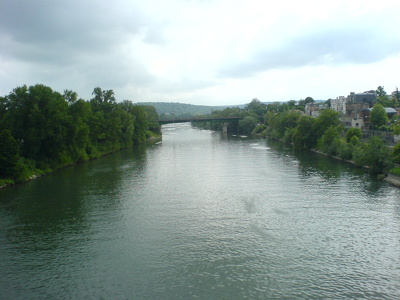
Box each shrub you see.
[352,136,393,173]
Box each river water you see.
[1,123,400,299]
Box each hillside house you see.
[305,102,327,117]
[342,91,377,128]
[330,96,346,115]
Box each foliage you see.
[0,84,160,182]
[259,101,394,173]
[238,116,258,134]
[0,129,20,178]
[312,109,341,139]
[352,136,393,173]
[252,124,267,135]
[298,96,315,108]
[346,127,362,142]
[292,115,316,149]
[337,138,352,160]
[388,167,400,176]
[245,98,267,117]
[317,126,341,155]
[139,102,230,120]
[391,142,400,164]
[370,103,389,128]
[376,86,397,108]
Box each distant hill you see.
[134,102,243,119]
[135,100,326,119]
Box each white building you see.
[330,96,347,115]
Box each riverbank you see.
[384,173,400,187]
[0,136,162,190]
[263,135,399,186]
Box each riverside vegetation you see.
[0,84,160,187]
[194,98,400,177]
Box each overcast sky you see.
[1,0,400,105]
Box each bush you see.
[252,124,267,135]
[317,126,341,155]
[392,143,400,164]
[337,138,352,160]
[352,136,393,173]
[346,127,362,142]
[238,116,258,134]
[389,167,400,176]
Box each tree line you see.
[0,84,160,185]
[196,98,400,174]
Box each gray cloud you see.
[0,0,161,99]
[0,0,154,63]
[218,27,400,79]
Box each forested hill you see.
[135,102,243,119]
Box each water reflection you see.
[1,127,400,299]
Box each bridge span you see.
[159,116,240,125]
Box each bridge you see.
[159,116,241,133]
[159,116,240,125]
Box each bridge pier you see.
[222,122,228,133]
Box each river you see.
[1,123,400,299]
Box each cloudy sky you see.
[1,0,400,105]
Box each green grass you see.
[0,179,14,187]
[388,167,400,176]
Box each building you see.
[343,91,377,128]
[330,96,346,115]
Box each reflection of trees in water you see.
[0,144,148,250]
[265,139,387,193]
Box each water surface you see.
[1,123,400,299]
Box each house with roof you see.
[341,91,377,128]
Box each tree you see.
[292,115,316,149]
[91,87,116,104]
[298,97,315,107]
[317,125,341,155]
[376,86,397,107]
[0,84,70,162]
[63,90,78,104]
[245,98,267,116]
[370,103,388,128]
[304,97,315,104]
[394,87,400,104]
[312,109,341,139]
[325,99,331,108]
[0,129,20,178]
[352,136,392,173]
[267,102,281,113]
[346,127,362,142]
[238,116,258,134]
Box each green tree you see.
[346,127,362,142]
[287,100,296,108]
[1,84,70,163]
[317,125,341,155]
[245,98,267,117]
[238,116,258,134]
[376,86,397,107]
[391,142,400,164]
[267,102,281,113]
[370,103,389,128]
[298,96,315,107]
[0,129,20,178]
[63,89,78,104]
[292,115,316,149]
[312,109,341,139]
[393,87,400,104]
[353,136,392,173]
